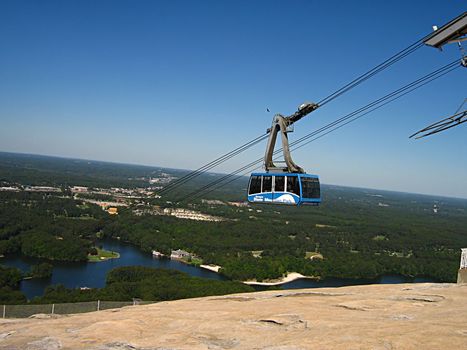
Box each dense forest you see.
[101,199,464,283]
[0,192,103,261]
[1,152,467,304]
[34,266,254,304]
[0,265,26,304]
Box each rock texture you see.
[1,283,467,349]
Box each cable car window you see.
[249,176,262,194]
[301,177,320,199]
[262,176,272,192]
[287,176,300,195]
[274,176,285,192]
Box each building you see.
[170,249,191,260]
[71,186,88,193]
[107,207,118,215]
[152,250,164,258]
[228,201,249,207]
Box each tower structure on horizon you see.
[457,248,467,283]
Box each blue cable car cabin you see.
[247,173,321,206]
[248,102,322,206]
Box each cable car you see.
[248,172,320,206]
[247,102,321,206]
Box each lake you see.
[0,239,434,300]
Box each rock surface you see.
[1,283,467,349]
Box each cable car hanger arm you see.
[264,102,319,173]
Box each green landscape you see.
[1,152,467,304]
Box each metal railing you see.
[1,300,155,318]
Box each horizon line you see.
[1,149,466,201]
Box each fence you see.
[1,300,156,319]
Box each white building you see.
[170,249,191,260]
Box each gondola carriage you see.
[248,172,320,205]
[247,102,321,206]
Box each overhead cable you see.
[318,41,425,106]
[291,60,459,147]
[158,133,268,195]
[178,60,460,202]
[163,33,432,196]
[409,108,467,139]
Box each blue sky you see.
[0,0,466,198]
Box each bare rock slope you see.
[1,283,467,349]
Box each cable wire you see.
[162,37,430,196]
[317,39,426,106]
[291,60,459,148]
[179,61,460,202]
[158,133,268,195]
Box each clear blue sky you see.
[0,0,466,198]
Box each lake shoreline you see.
[2,239,437,300]
[198,264,317,286]
[243,272,315,286]
[199,264,221,273]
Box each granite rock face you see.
[1,283,466,349]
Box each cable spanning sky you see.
[0,0,466,198]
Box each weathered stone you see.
[26,337,62,350]
[0,283,466,349]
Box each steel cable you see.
[179,61,460,202]
[161,39,429,196]
[158,133,268,195]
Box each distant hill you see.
[2,151,466,202]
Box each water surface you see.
[1,239,435,300]
[1,239,226,300]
